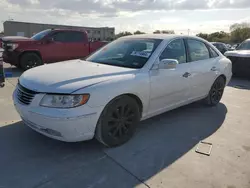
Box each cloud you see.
[5,0,250,16]
[1,0,250,34]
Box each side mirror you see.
[46,37,54,43]
[159,59,179,69]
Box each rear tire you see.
[204,76,226,106]
[20,53,43,71]
[95,96,140,147]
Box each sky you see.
[1,0,250,35]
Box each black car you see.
[225,39,250,78]
[211,42,229,54]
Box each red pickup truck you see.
[2,29,108,70]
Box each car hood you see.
[225,50,250,58]
[19,60,138,93]
[2,36,32,42]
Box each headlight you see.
[40,94,90,108]
[7,43,19,51]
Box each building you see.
[3,21,115,41]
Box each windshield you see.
[86,38,162,69]
[237,40,250,50]
[31,29,51,40]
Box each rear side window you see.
[65,31,85,42]
[187,39,210,62]
[52,32,66,42]
[52,31,85,42]
[209,46,219,58]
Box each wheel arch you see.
[102,93,144,118]
[218,74,227,84]
[124,93,143,117]
[18,51,43,66]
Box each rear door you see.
[63,31,89,59]
[185,38,220,100]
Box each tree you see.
[196,33,209,40]
[231,27,250,43]
[153,30,161,34]
[153,30,175,34]
[230,22,250,32]
[196,31,230,43]
[208,31,230,42]
[195,22,250,44]
[229,22,250,43]
[134,30,145,35]
[115,31,133,39]
[162,30,175,34]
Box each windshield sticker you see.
[132,62,140,66]
[131,51,151,58]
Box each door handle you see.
[211,66,218,71]
[183,72,191,78]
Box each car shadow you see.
[228,77,250,90]
[104,102,227,183]
[0,102,227,188]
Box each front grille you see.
[16,84,37,105]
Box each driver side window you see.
[159,39,187,64]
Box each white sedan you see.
[13,35,232,147]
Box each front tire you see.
[204,76,226,106]
[95,96,140,147]
[20,53,43,71]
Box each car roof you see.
[52,28,87,32]
[120,34,205,41]
[211,42,225,44]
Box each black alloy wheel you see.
[205,76,225,106]
[107,104,135,139]
[20,53,43,71]
[95,96,140,147]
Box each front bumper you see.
[3,51,20,66]
[13,88,103,142]
[227,56,250,77]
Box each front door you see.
[148,38,191,116]
[185,39,219,99]
[40,31,68,63]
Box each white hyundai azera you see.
[13,35,232,147]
